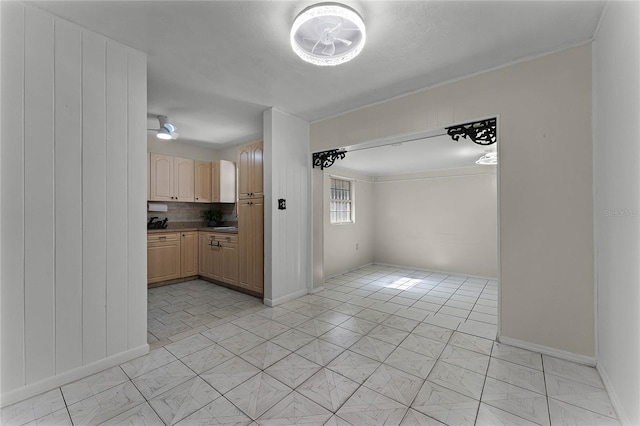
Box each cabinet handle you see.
[159,236,166,240]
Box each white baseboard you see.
[325,263,374,280]
[0,344,149,408]
[372,262,497,281]
[309,286,325,294]
[264,288,309,307]
[596,363,631,425]
[498,335,596,366]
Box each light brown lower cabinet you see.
[149,230,241,289]
[198,232,238,286]
[180,231,198,277]
[148,231,198,285]
[148,233,181,284]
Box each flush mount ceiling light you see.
[148,115,179,140]
[290,3,366,66]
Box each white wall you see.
[311,45,595,358]
[0,3,148,405]
[593,2,640,424]
[263,108,310,305]
[373,168,497,277]
[147,136,220,162]
[323,168,375,278]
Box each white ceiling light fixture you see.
[148,115,179,140]
[476,151,498,165]
[290,3,366,66]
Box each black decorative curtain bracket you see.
[312,149,347,170]
[445,118,497,145]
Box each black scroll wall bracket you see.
[312,149,347,170]
[445,118,497,145]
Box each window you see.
[330,177,354,224]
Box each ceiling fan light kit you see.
[290,2,366,66]
[476,151,498,165]
[149,115,179,140]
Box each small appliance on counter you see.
[147,217,168,229]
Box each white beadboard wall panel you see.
[127,49,148,349]
[105,42,129,356]
[0,2,148,404]
[0,1,26,392]
[54,18,83,374]
[81,30,108,364]
[263,108,310,303]
[23,5,56,384]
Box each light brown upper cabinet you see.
[212,160,237,203]
[149,153,195,202]
[238,141,263,199]
[173,157,195,201]
[195,161,212,203]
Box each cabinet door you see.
[180,232,198,277]
[194,161,212,203]
[219,160,236,203]
[238,199,264,295]
[198,233,212,278]
[238,145,252,199]
[211,161,220,203]
[199,233,222,280]
[149,153,173,201]
[220,243,238,285]
[249,198,264,294]
[147,152,151,200]
[148,240,181,284]
[238,200,252,288]
[250,142,264,198]
[174,157,195,202]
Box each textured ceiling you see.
[30,1,604,147]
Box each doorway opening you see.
[312,118,500,338]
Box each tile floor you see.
[1,264,620,425]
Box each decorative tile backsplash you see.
[147,202,237,225]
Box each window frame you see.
[329,176,355,225]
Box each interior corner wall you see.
[373,168,497,277]
[311,44,595,357]
[593,2,640,424]
[263,108,310,304]
[323,168,375,278]
[0,2,148,406]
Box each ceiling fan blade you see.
[334,37,352,46]
[322,43,336,56]
[311,38,322,54]
[328,22,342,33]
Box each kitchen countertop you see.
[147,222,238,234]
